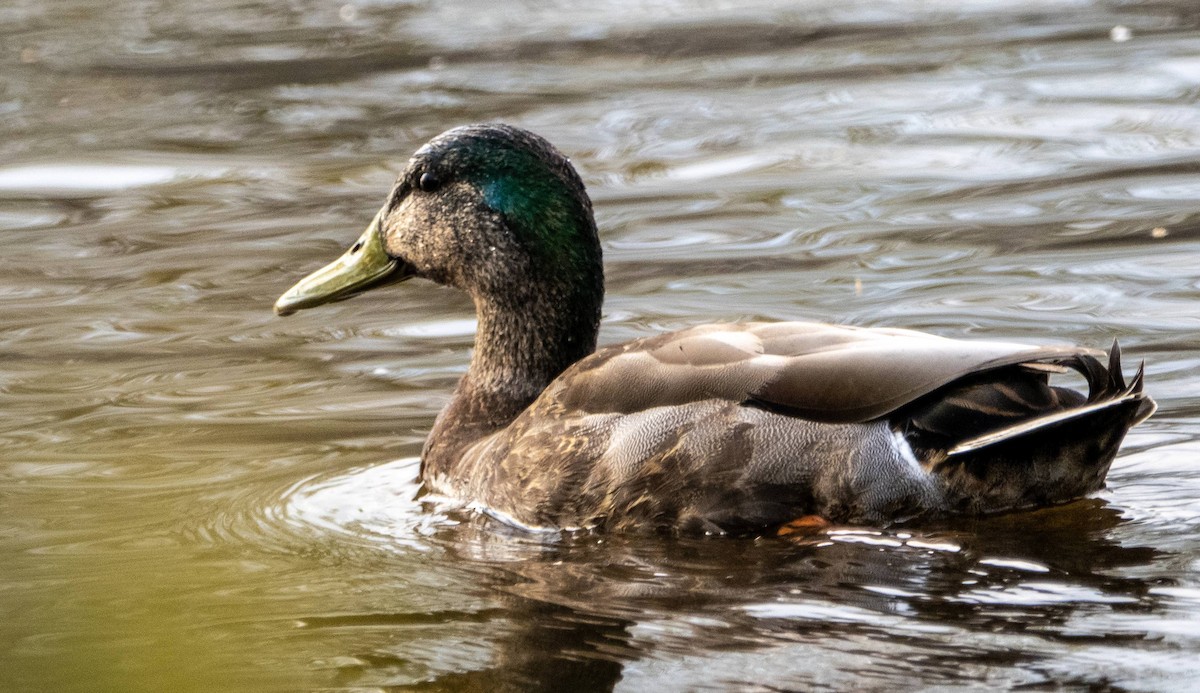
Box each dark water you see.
[3,1,1200,691]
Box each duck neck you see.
[421,271,602,477]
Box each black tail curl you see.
[901,341,1153,460]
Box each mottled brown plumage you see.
[275,124,1156,535]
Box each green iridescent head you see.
[275,124,603,317]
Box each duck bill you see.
[274,209,414,316]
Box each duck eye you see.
[418,172,440,192]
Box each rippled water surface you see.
[3,1,1200,691]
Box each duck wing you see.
[555,322,1099,423]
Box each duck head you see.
[274,123,602,317]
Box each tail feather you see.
[944,343,1152,456]
[947,392,1144,455]
[1108,339,1127,392]
[916,342,1154,515]
[1129,360,1156,425]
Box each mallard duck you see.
[275,124,1155,535]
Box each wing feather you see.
[553,322,1100,423]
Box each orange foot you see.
[776,515,831,537]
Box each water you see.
[3,1,1200,690]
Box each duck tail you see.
[920,342,1154,514]
[946,341,1154,456]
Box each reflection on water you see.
[274,476,1180,691]
[2,0,1200,691]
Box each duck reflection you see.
[325,499,1166,691]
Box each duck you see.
[274,123,1156,535]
